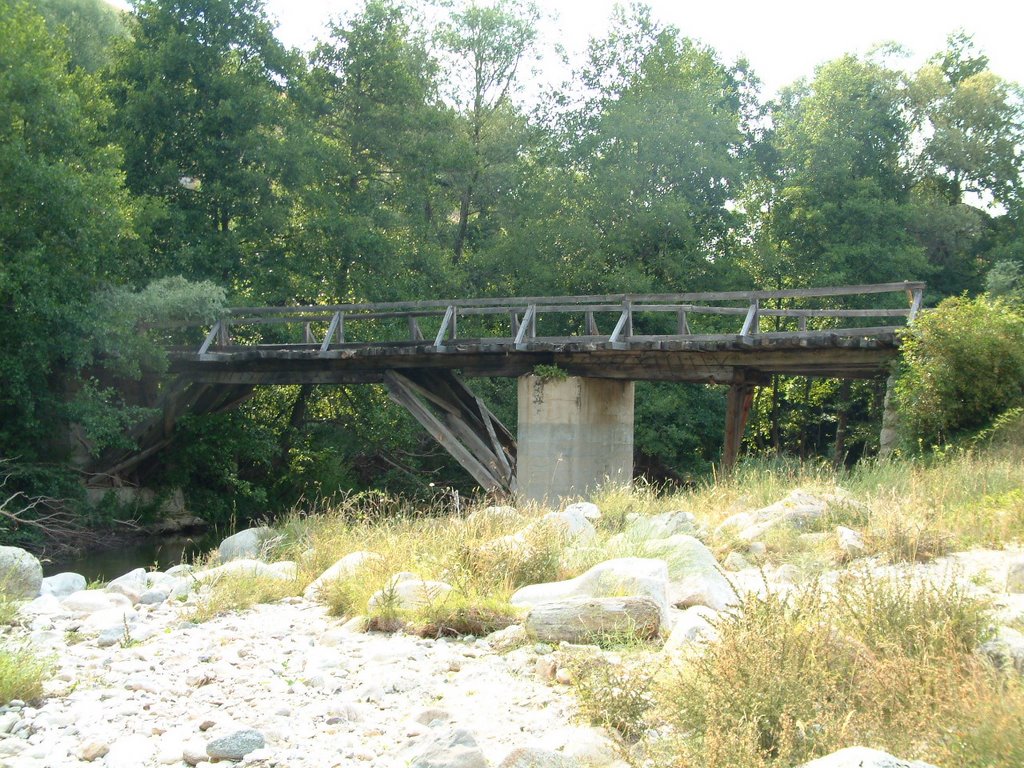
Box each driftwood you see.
[525,596,662,644]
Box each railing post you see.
[514,305,536,351]
[320,312,341,355]
[677,309,690,335]
[740,299,760,337]
[908,287,924,321]
[434,306,455,349]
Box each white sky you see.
[261,0,1024,96]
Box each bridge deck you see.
[167,282,923,385]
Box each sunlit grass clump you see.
[616,571,1023,768]
[0,641,52,705]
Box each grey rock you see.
[403,727,488,768]
[796,746,938,768]
[626,510,697,539]
[218,526,274,562]
[836,526,866,559]
[40,572,86,598]
[206,729,266,761]
[642,535,735,611]
[0,546,43,599]
[562,502,601,521]
[722,551,749,571]
[139,587,170,605]
[511,558,669,623]
[1006,558,1024,593]
[303,551,382,602]
[499,747,579,768]
[979,626,1024,674]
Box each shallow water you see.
[43,530,220,581]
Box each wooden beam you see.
[384,373,504,491]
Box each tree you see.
[34,0,127,72]
[438,0,539,264]
[906,33,1024,295]
[912,32,1024,208]
[0,1,133,458]
[895,296,1024,446]
[754,54,927,289]
[107,0,298,287]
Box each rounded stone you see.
[206,729,265,760]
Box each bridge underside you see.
[167,333,901,385]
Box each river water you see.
[43,530,221,582]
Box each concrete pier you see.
[516,375,634,504]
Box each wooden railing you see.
[192,281,926,359]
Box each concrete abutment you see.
[516,374,634,504]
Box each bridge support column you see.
[722,381,756,472]
[517,375,634,504]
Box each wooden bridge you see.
[96,282,925,498]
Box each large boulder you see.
[61,590,133,616]
[641,535,735,611]
[40,572,86,598]
[304,551,382,602]
[625,510,697,539]
[663,605,719,653]
[525,596,661,644]
[401,727,488,768]
[979,626,1024,674]
[106,568,149,604]
[715,490,839,542]
[510,558,669,623]
[193,558,294,584]
[368,574,453,612]
[796,747,937,768]
[0,546,43,599]
[218,526,274,562]
[1006,557,1024,593]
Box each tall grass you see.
[0,642,52,704]
[643,571,1022,768]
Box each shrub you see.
[651,570,1009,768]
[567,650,659,743]
[187,573,302,622]
[0,642,52,704]
[895,296,1024,447]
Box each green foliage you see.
[0,0,133,459]
[568,651,658,742]
[895,296,1024,446]
[655,572,1010,768]
[531,364,567,382]
[34,0,127,72]
[0,641,52,705]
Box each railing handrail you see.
[219,280,925,319]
